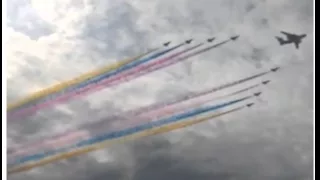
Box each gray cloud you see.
[80,1,150,61]
[6,0,313,179]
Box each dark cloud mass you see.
[6,0,313,179]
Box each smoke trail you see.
[8,83,261,160]
[8,43,203,118]
[128,69,274,116]
[9,38,234,118]
[7,49,156,112]
[109,83,262,132]
[13,43,187,111]
[74,38,237,118]
[12,95,251,165]
[8,105,247,175]
[76,96,251,148]
[8,68,273,157]
[97,39,233,93]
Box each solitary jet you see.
[247,103,255,107]
[163,41,171,46]
[207,37,215,42]
[185,39,193,44]
[275,31,307,49]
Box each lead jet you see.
[275,31,307,49]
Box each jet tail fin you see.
[275,36,286,45]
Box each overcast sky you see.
[6,0,313,179]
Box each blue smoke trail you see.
[17,43,185,109]
[13,95,250,165]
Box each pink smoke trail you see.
[8,44,204,119]
[8,81,258,160]
[8,38,242,159]
[8,39,235,158]
[9,65,271,159]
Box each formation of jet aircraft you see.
[164,31,305,51]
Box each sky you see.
[5,0,314,179]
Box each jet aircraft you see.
[185,39,193,44]
[207,38,215,42]
[271,67,280,72]
[247,103,255,107]
[254,92,262,97]
[163,41,171,46]
[262,80,271,85]
[275,31,306,49]
[231,35,239,41]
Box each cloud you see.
[6,0,55,40]
[6,0,313,179]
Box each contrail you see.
[8,82,264,159]
[8,68,276,156]
[7,49,155,111]
[102,39,233,89]
[128,68,276,116]
[8,43,204,118]
[10,43,185,112]
[9,38,238,118]
[20,43,187,109]
[8,104,249,174]
[12,95,251,165]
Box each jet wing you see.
[281,31,294,36]
[281,31,299,40]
